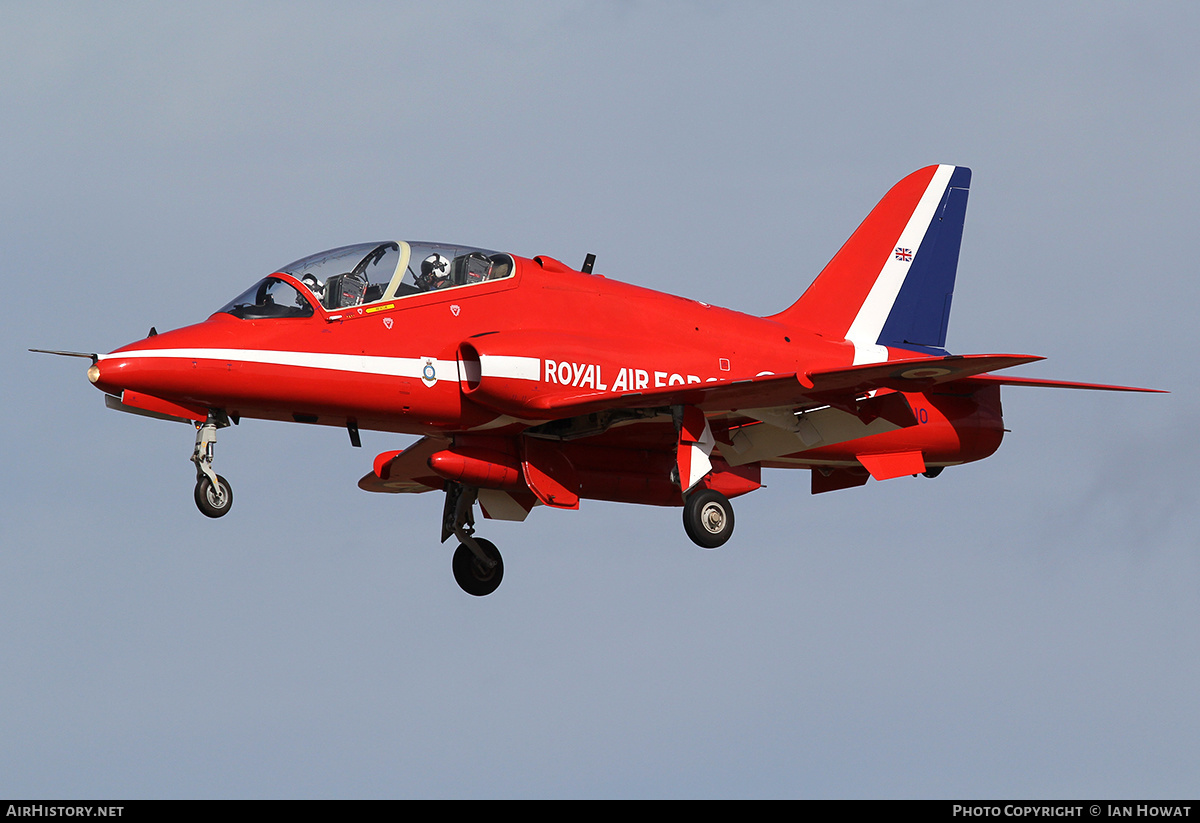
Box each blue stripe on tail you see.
[877,166,972,355]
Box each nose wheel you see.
[191,413,233,518]
[195,474,233,518]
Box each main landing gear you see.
[192,412,233,518]
[682,488,735,549]
[435,482,734,593]
[443,484,503,596]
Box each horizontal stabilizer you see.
[804,353,1043,396]
[957,374,1165,393]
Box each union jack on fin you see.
[894,247,913,262]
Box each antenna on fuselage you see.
[581,253,596,274]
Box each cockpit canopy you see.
[216,241,514,319]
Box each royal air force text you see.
[543,360,710,391]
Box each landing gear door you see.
[519,435,580,509]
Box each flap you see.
[856,450,926,481]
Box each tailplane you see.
[769,164,972,364]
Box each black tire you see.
[194,474,233,518]
[452,538,503,596]
[683,489,734,549]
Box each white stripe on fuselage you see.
[477,354,541,381]
[99,348,539,383]
[844,164,954,365]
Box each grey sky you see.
[3,1,1197,798]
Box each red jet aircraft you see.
[36,165,1158,595]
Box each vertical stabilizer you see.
[769,165,971,364]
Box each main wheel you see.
[194,474,233,518]
[683,489,734,549]
[452,538,504,596]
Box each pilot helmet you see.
[417,253,450,289]
[300,273,324,298]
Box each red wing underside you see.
[358,436,447,493]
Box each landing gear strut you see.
[192,412,233,518]
[442,483,504,596]
[682,488,734,549]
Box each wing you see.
[520,353,1160,479]
[526,353,1047,418]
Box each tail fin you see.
[769,165,971,364]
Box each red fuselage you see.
[91,252,1005,502]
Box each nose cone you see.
[89,354,142,397]
[89,317,237,400]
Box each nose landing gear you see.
[195,473,233,518]
[192,412,233,518]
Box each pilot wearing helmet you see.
[415,253,451,291]
[300,273,325,302]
